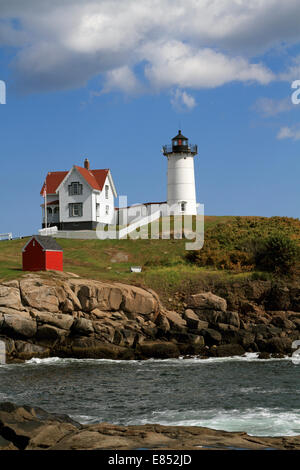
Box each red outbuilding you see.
[22,235,63,272]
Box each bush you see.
[254,233,300,274]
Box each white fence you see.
[0,233,12,241]
[38,226,58,236]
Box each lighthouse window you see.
[180,202,186,212]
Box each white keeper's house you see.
[41,130,199,230]
[41,158,117,230]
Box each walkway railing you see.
[0,233,12,241]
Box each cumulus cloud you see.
[253,97,294,117]
[100,66,144,95]
[277,125,300,140]
[170,89,196,111]
[2,0,300,96]
[142,41,273,89]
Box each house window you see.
[69,203,83,217]
[54,207,59,214]
[105,205,109,215]
[180,202,186,212]
[105,185,109,199]
[47,207,52,214]
[96,203,100,218]
[68,182,83,196]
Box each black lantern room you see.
[163,130,197,156]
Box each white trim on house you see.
[107,170,117,198]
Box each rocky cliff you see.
[1,402,300,450]
[0,273,300,361]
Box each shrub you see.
[254,233,300,274]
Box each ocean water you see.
[0,354,299,437]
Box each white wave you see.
[25,357,141,366]
[133,407,300,437]
[21,352,294,366]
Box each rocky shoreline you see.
[0,402,299,450]
[0,273,300,362]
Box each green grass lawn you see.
[1,215,299,306]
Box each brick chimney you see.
[84,158,90,170]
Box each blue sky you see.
[1,0,300,237]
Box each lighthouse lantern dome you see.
[162,129,197,156]
[172,130,188,150]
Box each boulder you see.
[202,328,222,345]
[59,284,82,313]
[193,319,209,331]
[121,286,157,316]
[141,321,158,338]
[183,309,200,329]
[0,285,22,310]
[72,318,94,336]
[265,337,292,354]
[20,279,60,312]
[189,292,227,312]
[109,287,123,311]
[70,337,130,359]
[33,312,74,330]
[0,307,31,319]
[222,311,240,329]
[165,311,187,332]
[0,402,78,450]
[36,324,67,341]
[172,332,205,347]
[137,341,180,359]
[155,313,170,333]
[1,315,37,338]
[214,344,245,357]
[71,283,100,311]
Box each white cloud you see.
[253,97,293,117]
[277,125,300,140]
[142,41,273,90]
[100,66,144,95]
[171,89,196,111]
[2,0,300,95]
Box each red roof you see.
[40,167,109,195]
[40,171,68,196]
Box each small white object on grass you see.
[130,266,142,273]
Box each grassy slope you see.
[1,215,299,305]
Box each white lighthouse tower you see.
[162,130,198,215]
